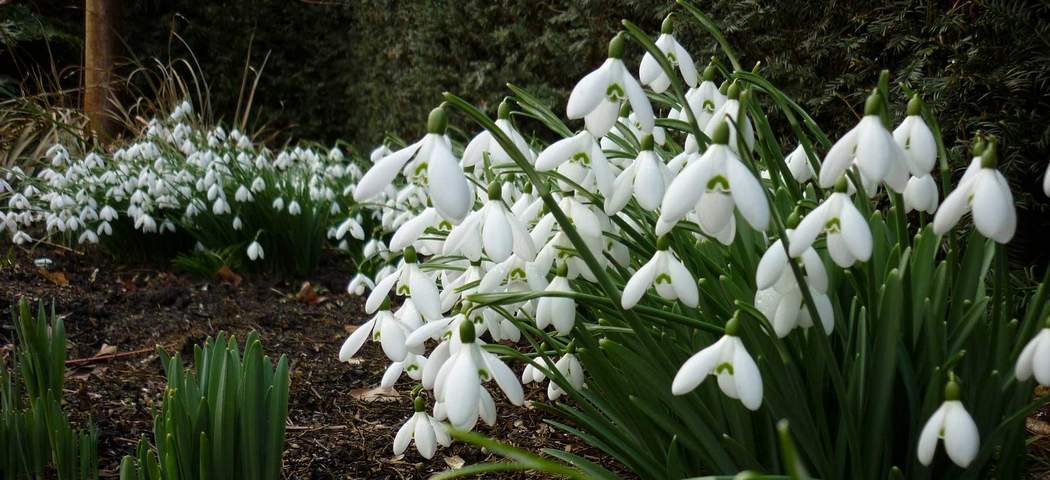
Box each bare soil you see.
[0,245,617,479]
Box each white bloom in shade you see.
[354,107,473,222]
[1015,327,1050,385]
[536,266,576,336]
[442,184,536,263]
[621,237,698,309]
[933,142,1015,244]
[247,240,264,261]
[676,65,725,127]
[393,398,451,459]
[1043,162,1050,197]
[251,176,266,192]
[545,351,586,401]
[789,180,872,268]
[462,100,535,167]
[704,83,754,154]
[754,236,833,337]
[657,120,769,237]
[671,315,763,411]
[232,216,243,231]
[639,16,697,93]
[903,175,939,213]
[535,131,614,197]
[365,247,442,321]
[819,91,911,193]
[272,197,285,211]
[605,134,670,214]
[12,231,31,245]
[917,378,979,468]
[567,33,654,138]
[434,321,523,430]
[785,144,818,183]
[893,95,938,175]
[235,185,254,202]
[346,273,375,296]
[287,200,301,215]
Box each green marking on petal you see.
[606,83,625,102]
[824,217,841,233]
[706,175,730,192]
[572,152,591,166]
[655,273,672,285]
[715,362,734,375]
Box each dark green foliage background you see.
[6,0,1050,265]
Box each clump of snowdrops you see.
[340,3,1050,479]
[0,101,371,275]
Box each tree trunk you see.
[84,0,118,141]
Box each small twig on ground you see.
[66,345,160,366]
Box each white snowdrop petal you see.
[917,405,947,466]
[414,414,437,459]
[672,338,725,395]
[393,415,417,455]
[732,341,763,411]
[622,254,660,309]
[943,403,979,468]
[444,351,481,429]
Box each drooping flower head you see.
[917,375,979,468]
[671,314,763,411]
[933,139,1016,243]
[567,32,654,138]
[638,14,698,94]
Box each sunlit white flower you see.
[535,131,614,197]
[1015,326,1050,385]
[393,397,451,459]
[933,141,1015,244]
[365,247,442,321]
[334,216,365,241]
[671,315,763,411]
[676,65,725,127]
[819,91,911,192]
[638,16,697,93]
[789,180,871,268]
[462,100,535,168]
[785,144,818,183]
[621,237,698,309]
[443,184,536,263]
[381,353,426,388]
[247,240,265,261]
[917,378,979,468]
[354,107,473,222]
[338,308,411,362]
[434,321,523,430]
[703,82,754,154]
[567,33,654,138]
[545,351,585,401]
[657,120,768,237]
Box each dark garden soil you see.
[0,245,622,479]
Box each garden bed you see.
[0,245,617,479]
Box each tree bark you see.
[84,0,118,141]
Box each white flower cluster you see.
[334,17,1037,469]
[0,101,369,265]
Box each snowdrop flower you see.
[677,64,725,128]
[443,183,537,263]
[657,120,769,237]
[366,246,442,321]
[917,377,979,468]
[334,216,365,240]
[1015,321,1050,385]
[933,141,1015,243]
[703,82,754,154]
[393,397,451,459]
[12,231,31,245]
[819,90,911,193]
[621,236,698,309]
[251,176,266,192]
[247,240,264,261]
[347,273,375,296]
[370,144,393,163]
[287,200,301,215]
[462,100,535,167]
[789,178,872,268]
[235,185,254,202]
[567,32,654,138]
[338,306,411,363]
[354,107,473,222]
[434,321,523,430]
[754,235,833,337]
[544,350,586,401]
[894,95,938,175]
[381,353,426,388]
[232,216,243,230]
[535,130,614,197]
[1043,162,1050,197]
[536,263,576,336]
[272,197,285,211]
[605,134,670,214]
[671,315,763,411]
[903,174,939,213]
[785,144,818,183]
[638,15,697,94]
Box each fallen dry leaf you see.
[37,267,69,286]
[96,344,118,356]
[443,455,465,470]
[349,386,400,403]
[295,281,328,305]
[215,266,242,286]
